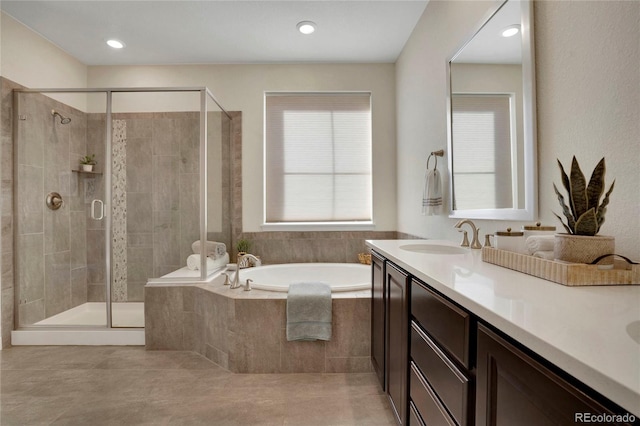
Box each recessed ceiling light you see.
[297,21,316,35]
[106,39,125,49]
[501,25,520,38]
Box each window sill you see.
[261,222,375,232]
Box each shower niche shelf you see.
[72,169,102,176]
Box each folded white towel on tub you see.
[186,253,229,271]
[286,282,332,342]
[191,241,226,258]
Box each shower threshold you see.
[11,302,145,346]
[35,302,144,327]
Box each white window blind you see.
[451,94,514,210]
[265,93,372,223]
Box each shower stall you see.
[11,87,232,345]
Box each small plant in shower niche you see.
[80,154,96,172]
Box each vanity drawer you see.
[411,278,471,367]
[410,362,456,426]
[411,322,472,425]
[409,401,425,426]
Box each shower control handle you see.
[91,199,105,220]
[46,192,63,210]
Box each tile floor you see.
[0,346,396,426]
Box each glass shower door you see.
[108,110,146,328]
[108,90,203,327]
[14,90,110,328]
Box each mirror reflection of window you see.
[452,93,516,210]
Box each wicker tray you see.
[481,247,640,286]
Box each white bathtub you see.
[238,263,370,292]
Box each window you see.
[451,93,516,210]
[264,92,372,227]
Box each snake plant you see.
[553,156,614,236]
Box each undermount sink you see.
[400,244,468,255]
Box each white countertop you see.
[366,239,640,417]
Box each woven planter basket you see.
[554,234,615,264]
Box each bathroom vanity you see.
[367,240,640,425]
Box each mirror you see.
[447,0,537,220]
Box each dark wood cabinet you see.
[476,324,637,426]
[386,262,410,425]
[370,253,637,426]
[371,251,386,389]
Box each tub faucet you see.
[231,253,262,289]
[454,219,482,249]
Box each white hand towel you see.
[191,241,226,258]
[422,168,442,215]
[525,235,555,255]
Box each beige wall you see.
[0,12,88,109]
[396,0,639,258]
[88,64,398,233]
[534,1,639,257]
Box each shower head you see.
[51,109,71,124]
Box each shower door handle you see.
[91,199,105,220]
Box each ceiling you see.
[1,0,429,65]
[453,0,522,64]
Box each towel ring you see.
[427,149,444,170]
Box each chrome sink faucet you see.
[454,219,482,249]
[230,253,262,289]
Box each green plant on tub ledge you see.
[235,238,257,266]
[552,156,616,264]
[236,238,251,256]
[80,154,97,172]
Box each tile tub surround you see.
[0,346,396,426]
[237,230,397,265]
[145,275,372,373]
